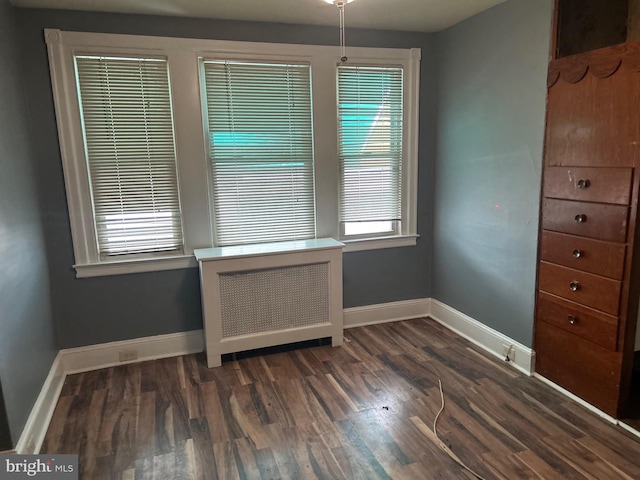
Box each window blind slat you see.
[338,66,404,230]
[76,55,183,256]
[203,61,315,246]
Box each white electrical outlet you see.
[119,349,138,362]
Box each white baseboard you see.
[619,421,640,440]
[533,373,640,440]
[533,373,617,424]
[344,298,430,328]
[15,330,204,453]
[62,330,205,375]
[15,354,65,455]
[344,299,534,377]
[428,299,535,376]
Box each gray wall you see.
[16,9,434,348]
[432,0,552,347]
[0,0,57,446]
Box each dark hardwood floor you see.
[42,318,640,479]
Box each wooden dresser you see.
[534,44,640,417]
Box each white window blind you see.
[75,55,183,256]
[337,66,404,237]
[203,60,315,246]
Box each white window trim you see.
[74,255,198,279]
[45,29,420,278]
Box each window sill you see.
[74,254,198,278]
[73,235,418,277]
[341,234,419,253]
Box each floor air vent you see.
[195,239,344,367]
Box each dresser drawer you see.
[540,231,626,279]
[538,262,621,315]
[542,199,628,243]
[535,321,622,416]
[537,292,618,350]
[544,167,632,205]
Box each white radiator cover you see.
[195,238,344,367]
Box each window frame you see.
[74,54,186,259]
[201,58,317,247]
[337,64,406,242]
[46,29,420,278]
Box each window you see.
[75,55,183,257]
[338,66,404,239]
[202,61,315,246]
[46,30,420,277]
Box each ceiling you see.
[10,0,506,33]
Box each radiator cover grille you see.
[219,263,330,338]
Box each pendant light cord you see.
[339,2,347,62]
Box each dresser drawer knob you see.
[572,249,582,258]
[577,179,590,189]
[568,315,578,325]
[569,281,580,292]
[574,214,587,223]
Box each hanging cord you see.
[433,379,488,480]
[338,1,347,62]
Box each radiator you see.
[194,238,344,367]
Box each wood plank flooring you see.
[42,318,640,479]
